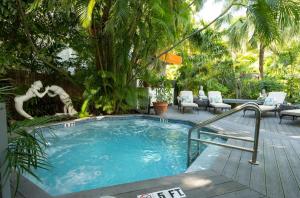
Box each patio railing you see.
[187,102,261,167]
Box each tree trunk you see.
[259,43,265,79]
[95,37,103,71]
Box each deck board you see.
[272,139,300,198]
[213,189,265,198]
[234,142,252,186]
[249,139,266,195]
[222,140,244,179]
[209,146,232,174]
[165,106,300,198]
[282,139,300,188]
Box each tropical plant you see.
[267,42,300,102]
[225,0,300,79]
[0,116,63,197]
[177,27,236,97]
[0,79,14,102]
[156,88,173,103]
[154,77,173,103]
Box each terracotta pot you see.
[153,102,168,115]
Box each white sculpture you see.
[14,81,78,119]
[258,89,267,100]
[199,85,207,100]
[14,81,49,119]
[47,85,78,116]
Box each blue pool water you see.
[26,118,217,195]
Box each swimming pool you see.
[25,116,221,196]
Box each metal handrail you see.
[196,130,254,142]
[187,102,261,167]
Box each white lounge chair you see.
[244,91,287,117]
[280,108,300,123]
[177,91,198,113]
[208,91,231,113]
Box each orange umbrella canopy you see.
[159,53,182,64]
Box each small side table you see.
[194,98,209,110]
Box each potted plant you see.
[153,78,172,115]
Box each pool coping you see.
[16,114,224,198]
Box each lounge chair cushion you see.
[179,91,194,103]
[181,102,198,108]
[264,97,275,106]
[210,103,231,108]
[210,96,223,103]
[208,91,223,103]
[264,92,287,105]
[181,95,193,103]
[259,105,276,112]
[280,109,300,116]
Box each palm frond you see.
[1,116,62,192]
[76,0,96,28]
[267,0,300,29]
[226,17,252,50]
[193,0,205,11]
[247,0,280,44]
[27,0,44,12]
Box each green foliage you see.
[0,79,14,102]
[0,0,88,78]
[176,62,205,94]
[177,27,236,97]
[156,87,173,103]
[206,78,229,95]
[248,0,280,45]
[225,0,300,79]
[227,0,300,48]
[80,70,148,115]
[238,77,285,99]
[0,0,17,19]
[258,77,284,91]
[267,42,300,103]
[1,116,63,196]
[239,78,260,99]
[67,0,192,114]
[151,76,173,103]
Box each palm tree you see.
[226,0,300,79]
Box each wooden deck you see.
[165,106,300,198]
[55,170,264,198]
